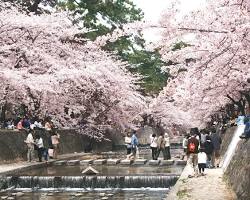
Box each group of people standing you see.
[24,129,60,162]
[183,127,222,176]
[150,132,171,160]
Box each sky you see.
[132,0,207,43]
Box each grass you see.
[177,188,191,199]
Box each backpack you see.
[188,142,196,153]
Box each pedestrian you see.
[239,117,250,139]
[51,130,60,159]
[124,132,132,159]
[163,132,171,160]
[187,129,199,176]
[210,127,222,168]
[150,133,158,160]
[24,130,35,162]
[182,134,189,154]
[130,130,139,159]
[200,130,207,145]
[198,148,207,176]
[35,134,46,162]
[156,133,166,159]
[204,135,214,168]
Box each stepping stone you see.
[67,160,80,166]
[120,159,133,165]
[80,160,93,165]
[175,160,187,165]
[82,166,99,175]
[133,159,147,165]
[148,160,160,166]
[160,160,174,166]
[93,159,107,165]
[53,160,67,166]
[107,159,121,165]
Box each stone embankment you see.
[225,138,250,200]
[0,129,112,163]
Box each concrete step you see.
[148,160,160,166]
[160,160,174,166]
[93,159,107,165]
[53,160,67,166]
[66,160,80,166]
[175,160,187,165]
[133,159,147,165]
[106,159,121,165]
[120,159,133,165]
[80,159,93,165]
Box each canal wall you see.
[225,137,250,200]
[0,129,112,163]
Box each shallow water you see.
[0,189,169,200]
[14,165,183,176]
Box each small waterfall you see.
[222,125,245,171]
[5,175,179,189]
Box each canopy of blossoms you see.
[149,0,250,130]
[0,2,146,138]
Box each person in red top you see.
[187,128,200,177]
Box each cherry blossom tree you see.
[0,2,146,139]
[149,0,250,130]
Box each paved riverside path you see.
[167,165,236,200]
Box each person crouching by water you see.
[150,133,158,160]
[24,130,35,162]
[131,130,139,160]
[124,132,132,159]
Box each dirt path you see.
[167,166,236,200]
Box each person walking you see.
[182,134,190,160]
[204,135,214,168]
[131,130,139,159]
[150,133,158,160]
[124,132,132,159]
[187,129,199,176]
[163,132,171,160]
[210,128,222,168]
[198,148,207,176]
[24,130,35,162]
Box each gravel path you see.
[167,166,236,200]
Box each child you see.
[198,148,207,175]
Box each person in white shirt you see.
[150,133,158,160]
[35,135,45,162]
[198,148,207,175]
[163,132,171,160]
[24,131,35,162]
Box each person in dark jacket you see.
[204,135,214,168]
[240,117,250,139]
[210,128,222,167]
